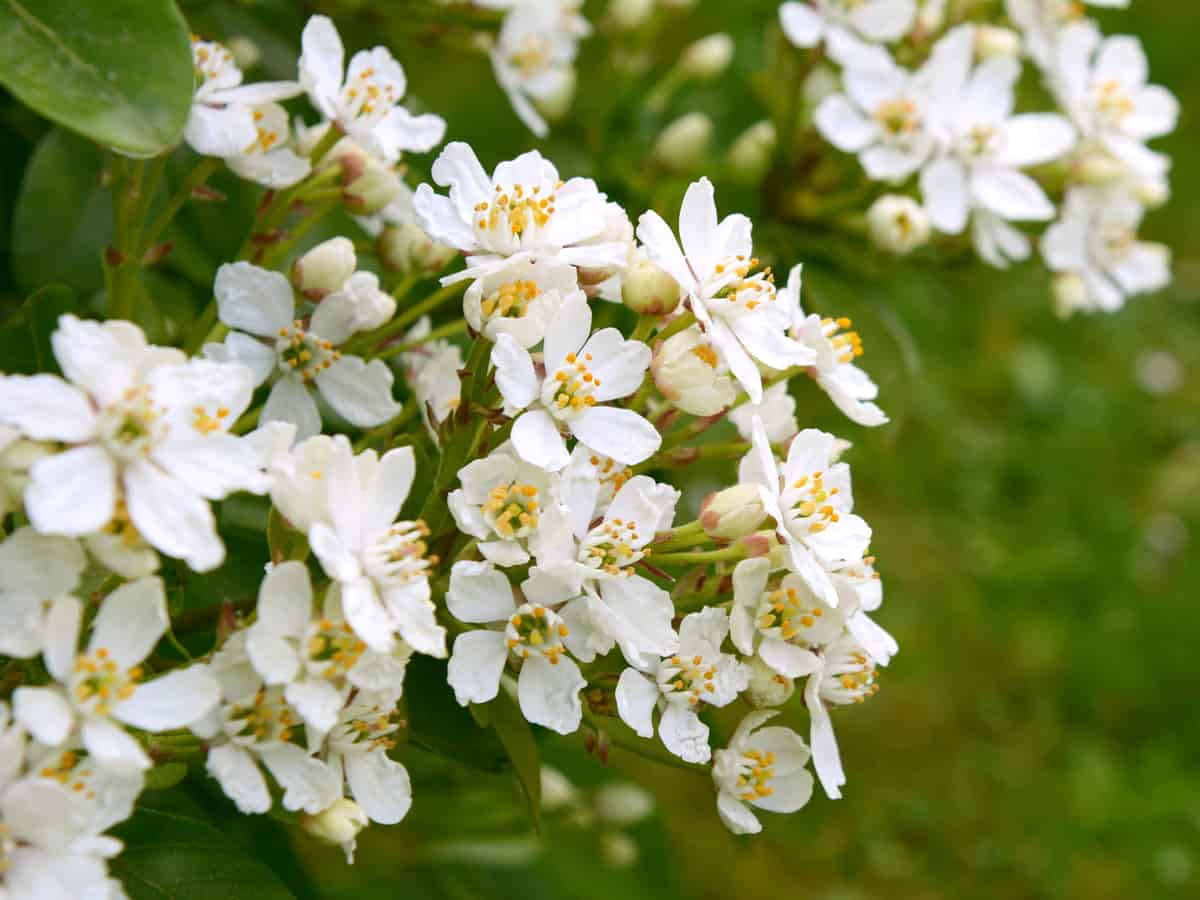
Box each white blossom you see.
[712,710,814,835]
[779,0,917,67]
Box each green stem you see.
[581,707,708,774]
[726,365,804,415]
[654,310,696,345]
[347,281,468,355]
[629,314,656,344]
[650,520,709,553]
[140,156,221,254]
[258,199,340,270]
[377,318,468,359]
[651,544,744,567]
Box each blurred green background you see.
[3,1,1198,898]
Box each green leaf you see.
[404,656,508,772]
[490,684,542,834]
[110,787,299,900]
[11,128,114,294]
[143,762,188,791]
[0,0,195,156]
[22,283,76,373]
[267,507,309,564]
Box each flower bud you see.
[342,154,402,215]
[700,484,767,540]
[654,112,712,172]
[301,798,368,847]
[610,0,653,29]
[622,250,681,316]
[652,326,736,416]
[867,195,930,255]
[727,120,776,182]
[379,222,457,275]
[540,766,578,812]
[740,529,788,567]
[679,34,734,80]
[1052,272,1089,319]
[291,236,356,300]
[1135,177,1170,209]
[227,35,261,70]
[1075,151,1125,184]
[598,832,640,869]
[593,782,654,826]
[742,654,796,708]
[803,64,839,109]
[975,26,1021,60]
[533,68,577,124]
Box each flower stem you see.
[650,544,744,567]
[344,281,468,356]
[139,156,220,255]
[654,310,696,345]
[377,317,468,360]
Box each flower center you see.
[473,181,559,240]
[338,705,404,752]
[343,66,398,119]
[579,517,642,575]
[98,386,165,460]
[963,123,1000,158]
[784,470,841,536]
[71,647,141,716]
[276,321,341,382]
[482,482,541,540]
[544,351,600,420]
[588,453,633,501]
[480,279,539,321]
[36,750,98,800]
[510,35,552,79]
[1094,78,1135,126]
[756,585,838,645]
[821,316,864,364]
[874,97,921,139]
[228,687,301,744]
[192,38,234,88]
[820,647,880,705]
[709,256,776,317]
[505,603,570,664]
[244,109,280,155]
[735,748,777,801]
[305,619,368,678]
[659,653,718,706]
[363,520,436,586]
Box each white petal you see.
[124,460,224,572]
[446,629,508,706]
[339,578,395,654]
[381,581,446,658]
[315,357,401,428]
[511,410,570,472]
[1126,85,1180,140]
[543,293,591,374]
[89,576,167,668]
[259,742,342,814]
[997,114,1076,168]
[154,433,267,501]
[0,526,85,603]
[659,703,711,764]
[851,0,916,42]
[299,14,345,119]
[759,638,821,678]
[25,445,117,536]
[207,744,270,814]
[571,406,661,466]
[430,141,492,219]
[491,335,539,411]
[345,749,412,824]
[806,675,845,799]
[716,790,761,835]
[615,668,658,738]
[583,329,651,401]
[752,768,814,813]
[920,157,969,234]
[447,560,516,623]
[257,560,313,639]
[204,332,276,386]
[361,445,416,542]
[42,594,82,682]
[214,262,294,336]
[971,166,1054,222]
[518,655,585,735]
[50,316,142,405]
[115,666,220,731]
[82,716,151,773]
[779,1,822,47]
[478,540,531,567]
[285,679,346,735]
[309,523,361,583]
[0,375,96,442]
[14,686,74,746]
[678,177,721,276]
[814,95,877,153]
[246,626,302,684]
[730,558,769,656]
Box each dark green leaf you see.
[11,128,112,294]
[0,0,194,156]
[22,283,76,373]
[404,655,508,772]
[490,685,542,834]
[267,507,309,565]
[143,762,188,791]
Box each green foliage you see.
[23,283,77,372]
[0,0,194,156]
[490,686,543,834]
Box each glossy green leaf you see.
[22,283,76,373]
[404,656,508,772]
[0,0,195,156]
[490,685,542,834]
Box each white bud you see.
[651,326,736,416]
[610,0,654,29]
[654,112,712,172]
[803,64,839,109]
[540,766,578,813]
[680,34,734,80]
[379,222,457,275]
[622,249,681,315]
[339,270,397,332]
[291,237,356,300]
[975,26,1021,60]
[226,35,261,70]
[867,195,931,255]
[1052,272,1089,318]
[593,782,655,826]
[342,156,402,215]
[700,484,767,540]
[598,832,640,868]
[915,0,947,35]
[301,799,368,848]
[727,120,776,181]
[742,654,796,708]
[740,529,789,567]
[1135,177,1170,209]
[1075,151,1126,184]
[533,68,577,123]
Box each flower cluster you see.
[787,0,1176,314]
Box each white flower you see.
[412,340,465,439]
[206,261,401,441]
[804,634,882,798]
[711,710,814,835]
[464,256,578,348]
[446,561,587,734]
[651,325,737,417]
[492,292,660,471]
[636,178,815,403]
[448,444,576,568]
[12,577,220,773]
[917,26,1076,268]
[522,474,681,667]
[615,608,749,763]
[777,265,888,426]
[1006,0,1130,69]
[0,527,85,660]
[413,143,626,283]
[491,1,581,137]
[298,15,445,164]
[1049,23,1179,181]
[740,418,873,607]
[323,695,412,835]
[780,0,917,66]
[829,554,898,664]
[729,382,797,444]
[246,561,412,737]
[307,443,446,658]
[1040,186,1170,314]
[186,38,309,188]
[0,315,265,572]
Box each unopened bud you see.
[680,34,734,80]
[652,326,736,416]
[727,121,776,182]
[975,25,1021,60]
[1075,151,1126,184]
[803,64,839,109]
[533,68,577,123]
[654,113,712,172]
[342,158,401,215]
[740,529,787,567]
[622,251,681,316]
[292,236,356,300]
[1135,177,1170,209]
[742,654,796,708]
[610,0,653,29]
[540,766,578,812]
[598,832,640,868]
[301,798,368,847]
[379,222,457,275]
[593,783,654,826]
[867,195,930,255]
[701,484,767,540]
[1052,272,1089,319]
[227,35,261,70]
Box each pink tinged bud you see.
[291,236,356,300]
[622,252,681,315]
[700,484,767,540]
[301,799,368,847]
